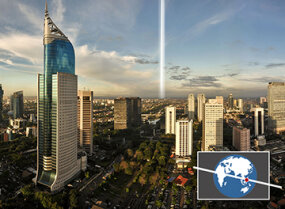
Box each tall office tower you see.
[36,2,79,191]
[260,97,267,105]
[78,90,93,155]
[114,97,141,130]
[228,93,233,109]
[233,99,237,107]
[202,99,223,151]
[232,126,250,151]
[175,119,193,156]
[165,106,176,134]
[10,91,24,119]
[268,82,285,134]
[238,99,243,112]
[197,94,206,122]
[251,107,264,136]
[0,84,3,122]
[188,94,195,120]
[216,96,224,105]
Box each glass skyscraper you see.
[0,84,3,122]
[10,91,24,119]
[36,2,79,191]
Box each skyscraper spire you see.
[45,0,48,17]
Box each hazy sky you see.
[1,0,285,98]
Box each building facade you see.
[238,99,243,113]
[251,107,264,136]
[78,90,93,155]
[10,91,24,119]
[216,96,223,105]
[36,3,79,191]
[268,82,285,134]
[0,84,3,122]
[175,119,193,156]
[165,106,176,134]
[114,97,141,130]
[228,93,233,109]
[232,126,250,151]
[202,99,223,151]
[188,94,195,120]
[197,94,206,122]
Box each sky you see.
[1,0,285,98]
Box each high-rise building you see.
[187,94,195,120]
[232,126,250,151]
[238,99,243,113]
[233,99,237,107]
[197,94,206,122]
[165,106,176,134]
[175,119,193,156]
[36,2,79,191]
[0,84,3,122]
[251,107,264,136]
[268,82,285,134]
[228,93,233,109]
[114,97,141,130]
[10,91,24,119]
[78,90,93,155]
[260,97,267,105]
[216,96,223,105]
[202,99,223,151]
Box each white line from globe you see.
[193,166,283,190]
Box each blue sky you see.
[1,0,285,98]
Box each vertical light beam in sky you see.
[160,0,165,98]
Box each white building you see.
[197,94,206,122]
[202,99,223,151]
[78,90,93,155]
[188,94,195,120]
[175,119,193,156]
[251,107,264,136]
[165,106,176,134]
[238,99,243,113]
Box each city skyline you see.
[1,0,285,97]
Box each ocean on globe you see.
[213,155,257,198]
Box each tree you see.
[85,171,90,179]
[21,184,34,198]
[156,200,162,208]
[158,156,166,166]
[126,149,134,158]
[69,189,78,209]
[125,167,133,175]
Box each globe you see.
[213,155,257,198]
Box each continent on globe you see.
[213,155,257,198]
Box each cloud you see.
[266,63,285,68]
[51,0,66,24]
[182,76,222,88]
[134,58,158,65]
[18,3,42,30]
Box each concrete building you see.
[268,82,285,134]
[260,97,267,105]
[26,126,37,137]
[10,91,24,119]
[36,2,79,192]
[228,93,233,109]
[187,94,195,120]
[202,99,223,151]
[232,126,250,151]
[238,99,243,113]
[216,96,224,105]
[165,106,176,134]
[197,94,206,122]
[251,107,264,136]
[0,84,3,122]
[175,119,193,156]
[114,97,141,130]
[77,90,93,155]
